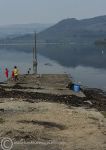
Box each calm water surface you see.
[0,43,106,90]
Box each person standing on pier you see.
[13,66,19,81]
[11,70,14,80]
[5,68,9,79]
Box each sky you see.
[0,0,106,26]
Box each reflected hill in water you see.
[0,43,106,69]
[38,44,106,69]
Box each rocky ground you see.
[0,86,105,111]
[0,98,106,150]
[0,74,105,150]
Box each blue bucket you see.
[73,84,80,92]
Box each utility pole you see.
[33,32,37,74]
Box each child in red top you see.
[11,71,14,80]
[5,68,9,79]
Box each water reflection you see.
[38,44,106,69]
[0,44,106,90]
[1,43,105,69]
[0,49,64,81]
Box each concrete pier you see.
[4,74,85,97]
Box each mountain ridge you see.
[0,15,106,44]
[37,15,106,42]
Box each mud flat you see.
[0,74,105,150]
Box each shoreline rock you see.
[0,85,106,111]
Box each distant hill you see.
[0,15,106,44]
[38,15,106,43]
[0,23,52,38]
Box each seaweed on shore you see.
[0,86,105,111]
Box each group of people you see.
[5,66,19,81]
